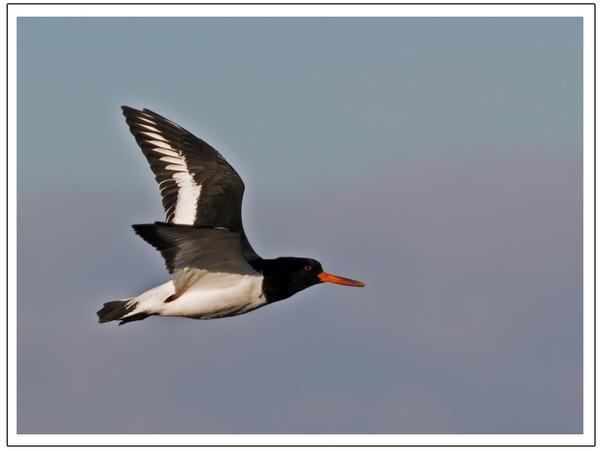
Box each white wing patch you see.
[171,171,202,224]
[139,115,202,225]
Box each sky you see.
[17,17,582,434]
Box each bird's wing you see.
[122,106,258,259]
[132,222,259,298]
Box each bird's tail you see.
[97,299,149,325]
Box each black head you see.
[254,257,365,303]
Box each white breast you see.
[159,272,266,319]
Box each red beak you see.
[318,272,365,287]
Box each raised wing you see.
[121,106,258,258]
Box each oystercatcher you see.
[97,107,365,325]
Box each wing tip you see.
[121,104,136,114]
[131,223,170,252]
[121,105,177,129]
[121,105,143,123]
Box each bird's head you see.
[259,257,365,302]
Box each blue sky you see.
[17,17,582,433]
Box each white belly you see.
[158,273,266,319]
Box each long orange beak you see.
[318,272,365,287]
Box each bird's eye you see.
[303,265,312,271]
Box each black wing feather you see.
[132,222,254,275]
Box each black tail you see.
[97,299,149,325]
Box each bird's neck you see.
[248,258,302,303]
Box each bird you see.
[97,106,365,325]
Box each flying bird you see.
[97,107,365,325]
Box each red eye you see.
[304,265,312,271]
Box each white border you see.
[4,3,595,17]
[6,3,595,447]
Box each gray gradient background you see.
[17,17,582,433]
